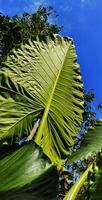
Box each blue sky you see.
[0,0,102,117]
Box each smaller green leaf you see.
[0,142,58,200]
[63,164,93,200]
[68,120,102,164]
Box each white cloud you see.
[81,0,96,7]
[33,0,45,10]
[32,0,49,10]
[9,0,15,2]
[59,4,72,12]
[0,9,3,13]
[81,0,86,7]
[24,0,47,13]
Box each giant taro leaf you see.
[0,36,83,168]
[0,142,58,200]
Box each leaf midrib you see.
[35,41,71,144]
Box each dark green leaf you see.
[0,142,58,200]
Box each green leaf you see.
[0,142,58,200]
[0,36,83,167]
[63,164,93,200]
[68,120,102,164]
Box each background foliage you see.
[0,6,61,64]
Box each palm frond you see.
[0,36,83,167]
[68,120,102,164]
[0,142,58,200]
